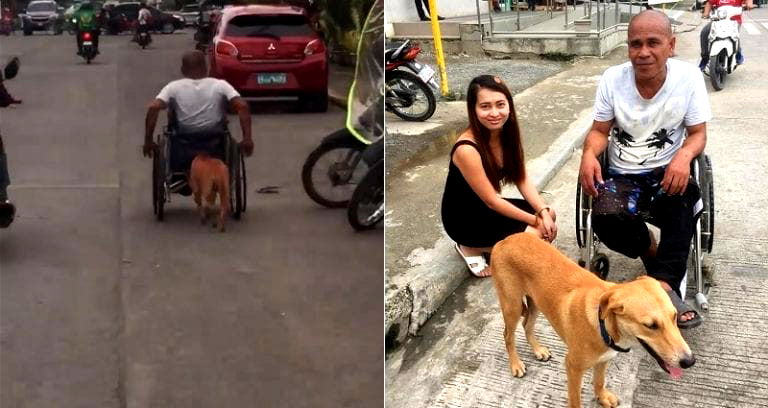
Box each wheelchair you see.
[575,148,715,310]
[151,109,247,222]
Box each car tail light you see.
[83,32,92,40]
[215,39,238,57]
[403,46,421,61]
[304,39,325,56]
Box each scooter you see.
[707,5,742,91]
[1,56,21,228]
[79,31,97,64]
[385,39,439,122]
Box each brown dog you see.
[491,233,695,408]
[189,153,230,232]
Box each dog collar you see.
[598,306,631,353]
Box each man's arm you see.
[143,98,166,157]
[662,123,706,195]
[229,96,253,156]
[579,119,613,197]
[703,1,711,17]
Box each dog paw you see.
[597,389,619,408]
[509,360,526,377]
[533,346,551,362]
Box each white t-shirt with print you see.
[593,58,712,174]
[156,78,240,134]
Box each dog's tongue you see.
[665,364,683,380]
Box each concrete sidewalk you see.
[328,62,355,109]
[384,9,703,348]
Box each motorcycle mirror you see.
[3,56,20,80]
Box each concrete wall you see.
[385,0,484,23]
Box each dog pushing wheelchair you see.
[575,147,715,311]
[151,102,247,222]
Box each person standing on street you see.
[413,0,445,21]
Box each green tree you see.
[314,0,374,59]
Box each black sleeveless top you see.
[440,140,532,247]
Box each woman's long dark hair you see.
[465,75,525,191]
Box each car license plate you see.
[418,65,435,83]
[257,73,287,85]
[83,41,92,45]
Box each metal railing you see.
[476,0,646,37]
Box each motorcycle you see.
[79,31,97,64]
[1,56,20,228]
[347,137,383,231]
[385,39,439,122]
[137,22,151,48]
[301,0,384,232]
[707,5,742,91]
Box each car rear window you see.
[224,14,312,38]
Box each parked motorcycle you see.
[302,0,384,228]
[347,137,383,231]
[385,39,439,122]
[79,31,97,63]
[707,5,742,90]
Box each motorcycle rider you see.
[698,0,754,71]
[134,2,152,42]
[73,1,100,56]
[0,69,21,228]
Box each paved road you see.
[386,7,768,408]
[1,32,383,407]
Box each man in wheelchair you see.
[578,10,711,329]
[142,50,254,194]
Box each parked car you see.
[177,2,198,26]
[112,2,184,33]
[20,0,64,35]
[209,4,328,112]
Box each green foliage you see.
[315,0,374,54]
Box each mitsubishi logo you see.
[267,43,276,51]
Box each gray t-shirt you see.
[593,58,712,174]
[156,77,240,134]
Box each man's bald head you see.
[181,51,207,79]
[629,10,673,38]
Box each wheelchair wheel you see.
[229,143,244,220]
[575,181,589,248]
[347,159,384,231]
[700,155,714,253]
[152,149,165,221]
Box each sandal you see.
[666,289,703,330]
[454,243,490,277]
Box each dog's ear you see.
[599,290,625,319]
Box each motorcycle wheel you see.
[301,129,368,208]
[709,50,727,91]
[385,69,436,122]
[347,159,384,231]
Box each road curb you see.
[328,91,347,109]
[386,107,594,348]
